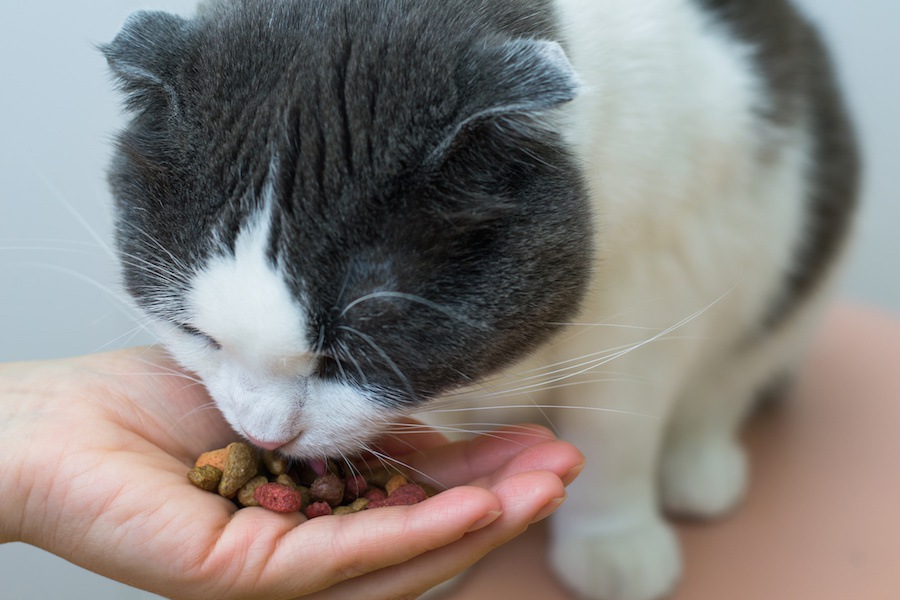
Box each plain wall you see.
[1,1,897,598]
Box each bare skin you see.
[0,346,583,599]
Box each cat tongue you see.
[309,459,328,476]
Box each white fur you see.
[157,178,396,456]
[428,2,832,599]
[152,1,838,597]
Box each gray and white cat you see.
[103,0,858,598]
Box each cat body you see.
[104,0,858,598]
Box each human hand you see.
[0,346,583,599]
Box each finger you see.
[366,418,450,457]
[250,485,502,597]
[468,439,585,490]
[306,469,567,600]
[400,424,561,487]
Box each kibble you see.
[236,475,269,507]
[218,442,258,498]
[262,450,289,476]
[310,473,345,507]
[305,501,332,518]
[187,465,222,492]
[385,474,410,496]
[194,448,229,471]
[343,475,368,503]
[255,482,305,513]
[187,443,436,517]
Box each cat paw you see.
[660,436,747,519]
[549,516,681,600]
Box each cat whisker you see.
[446,375,654,404]
[462,345,646,393]
[127,223,196,278]
[0,244,103,256]
[31,163,117,262]
[337,325,417,401]
[10,261,142,322]
[93,320,157,353]
[336,339,368,385]
[384,420,564,439]
[168,400,224,433]
[340,291,483,328]
[361,446,446,490]
[420,403,658,420]
[448,293,731,401]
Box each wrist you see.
[0,359,59,544]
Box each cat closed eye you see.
[178,324,222,350]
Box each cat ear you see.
[429,38,581,163]
[101,11,190,113]
[468,38,582,118]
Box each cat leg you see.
[660,297,827,519]
[546,346,687,600]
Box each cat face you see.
[104,1,593,458]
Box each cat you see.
[103,0,858,598]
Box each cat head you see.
[103,0,592,459]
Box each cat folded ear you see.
[429,38,581,164]
[101,11,190,113]
[468,38,582,117]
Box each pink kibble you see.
[366,483,428,509]
[305,501,333,519]
[364,488,387,502]
[253,483,304,513]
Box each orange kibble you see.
[194,447,229,471]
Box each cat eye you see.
[178,324,222,350]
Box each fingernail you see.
[531,495,567,524]
[467,510,503,533]
[562,462,586,486]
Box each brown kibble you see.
[365,467,396,488]
[194,448,229,471]
[218,442,259,498]
[236,475,269,507]
[385,474,409,496]
[343,475,368,503]
[187,465,222,492]
[254,482,304,513]
[192,445,441,516]
[310,473,345,507]
[262,450,289,475]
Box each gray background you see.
[0,1,897,598]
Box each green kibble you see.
[237,475,269,507]
[218,442,259,498]
[262,450,289,475]
[187,465,222,492]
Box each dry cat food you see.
[187,442,436,517]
